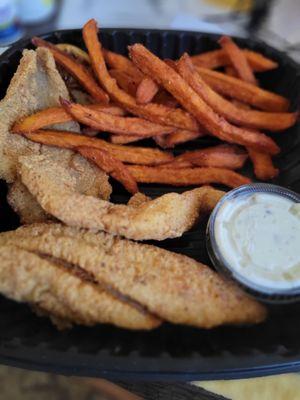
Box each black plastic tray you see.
[0,28,299,381]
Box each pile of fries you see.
[12,19,298,193]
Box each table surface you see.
[1,365,300,399]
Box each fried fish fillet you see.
[127,192,150,207]
[0,242,160,330]
[0,48,111,222]
[0,223,267,328]
[18,154,224,240]
[7,180,50,224]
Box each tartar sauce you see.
[214,193,300,291]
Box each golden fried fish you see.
[0,223,266,328]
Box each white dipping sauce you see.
[215,193,300,291]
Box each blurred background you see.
[0,0,299,60]
[0,0,299,399]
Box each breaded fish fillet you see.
[127,192,150,207]
[0,223,266,328]
[7,180,50,224]
[19,154,224,240]
[0,242,160,330]
[0,48,111,222]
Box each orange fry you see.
[176,54,297,132]
[162,148,247,169]
[154,135,169,148]
[32,37,109,104]
[129,44,279,155]
[15,130,174,165]
[128,165,251,188]
[158,160,192,169]
[154,90,178,108]
[111,131,203,147]
[12,104,127,133]
[136,77,159,104]
[196,66,289,112]
[231,100,251,110]
[226,54,279,182]
[225,66,237,77]
[109,69,139,96]
[77,146,138,194]
[90,104,126,116]
[82,19,198,132]
[247,148,279,180]
[219,36,257,85]
[61,99,174,137]
[155,130,205,148]
[110,134,142,144]
[174,144,247,170]
[191,48,278,72]
[104,49,160,100]
[103,49,144,78]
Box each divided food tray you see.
[0,28,299,381]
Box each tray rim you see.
[1,341,300,381]
[2,27,299,72]
[0,27,299,381]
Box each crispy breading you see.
[0,48,111,222]
[18,154,224,240]
[127,192,150,207]
[0,242,160,330]
[0,223,266,328]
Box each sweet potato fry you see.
[153,90,178,108]
[176,54,297,131]
[109,69,140,96]
[231,100,251,110]
[247,148,279,180]
[15,130,174,165]
[191,48,278,72]
[173,144,248,169]
[129,44,279,155]
[92,104,126,116]
[12,107,70,133]
[32,37,109,104]
[164,59,177,69]
[56,43,90,63]
[97,104,127,116]
[128,165,251,188]
[103,49,144,78]
[155,130,205,148]
[110,134,142,144]
[136,77,159,104]
[12,104,127,133]
[196,66,289,112]
[111,132,200,147]
[224,50,279,182]
[153,135,169,148]
[219,36,257,85]
[77,146,138,193]
[166,130,205,147]
[158,160,192,169]
[104,49,160,98]
[61,99,175,137]
[82,19,198,131]
[225,66,237,77]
